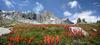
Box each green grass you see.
[0,24,100,45]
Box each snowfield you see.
[0,27,11,36]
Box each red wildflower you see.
[43,36,47,43]
[43,35,62,45]
[8,37,15,41]
[14,35,21,42]
[64,25,69,30]
[69,32,74,37]
[9,35,21,42]
[55,35,59,44]
[7,42,14,45]
[46,35,51,45]
[43,35,53,45]
[27,37,34,44]
[51,36,55,44]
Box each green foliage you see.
[90,37,100,45]
[0,37,9,45]
[77,18,81,23]
[82,19,87,23]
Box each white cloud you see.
[68,1,78,8]
[3,0,14,8]
[64,11,72,16]
[68,1,81,9]
[72,11,100,23]
[33,2,44,14]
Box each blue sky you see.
[0,0,100,23]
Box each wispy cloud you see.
[33,2,44,14]
[96,5,100,7]
[93,2,100,7]
[68,0,81,9]
[64,11,72,16]
[18,0,30,6]
[72,10,100,23]
[3,0,14,8]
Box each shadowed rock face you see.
[22,13,37,20]
[62,18,74,24]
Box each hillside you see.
[75,24,99,31]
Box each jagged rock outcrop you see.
[61,18,74,24]
[0,10,74,24]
